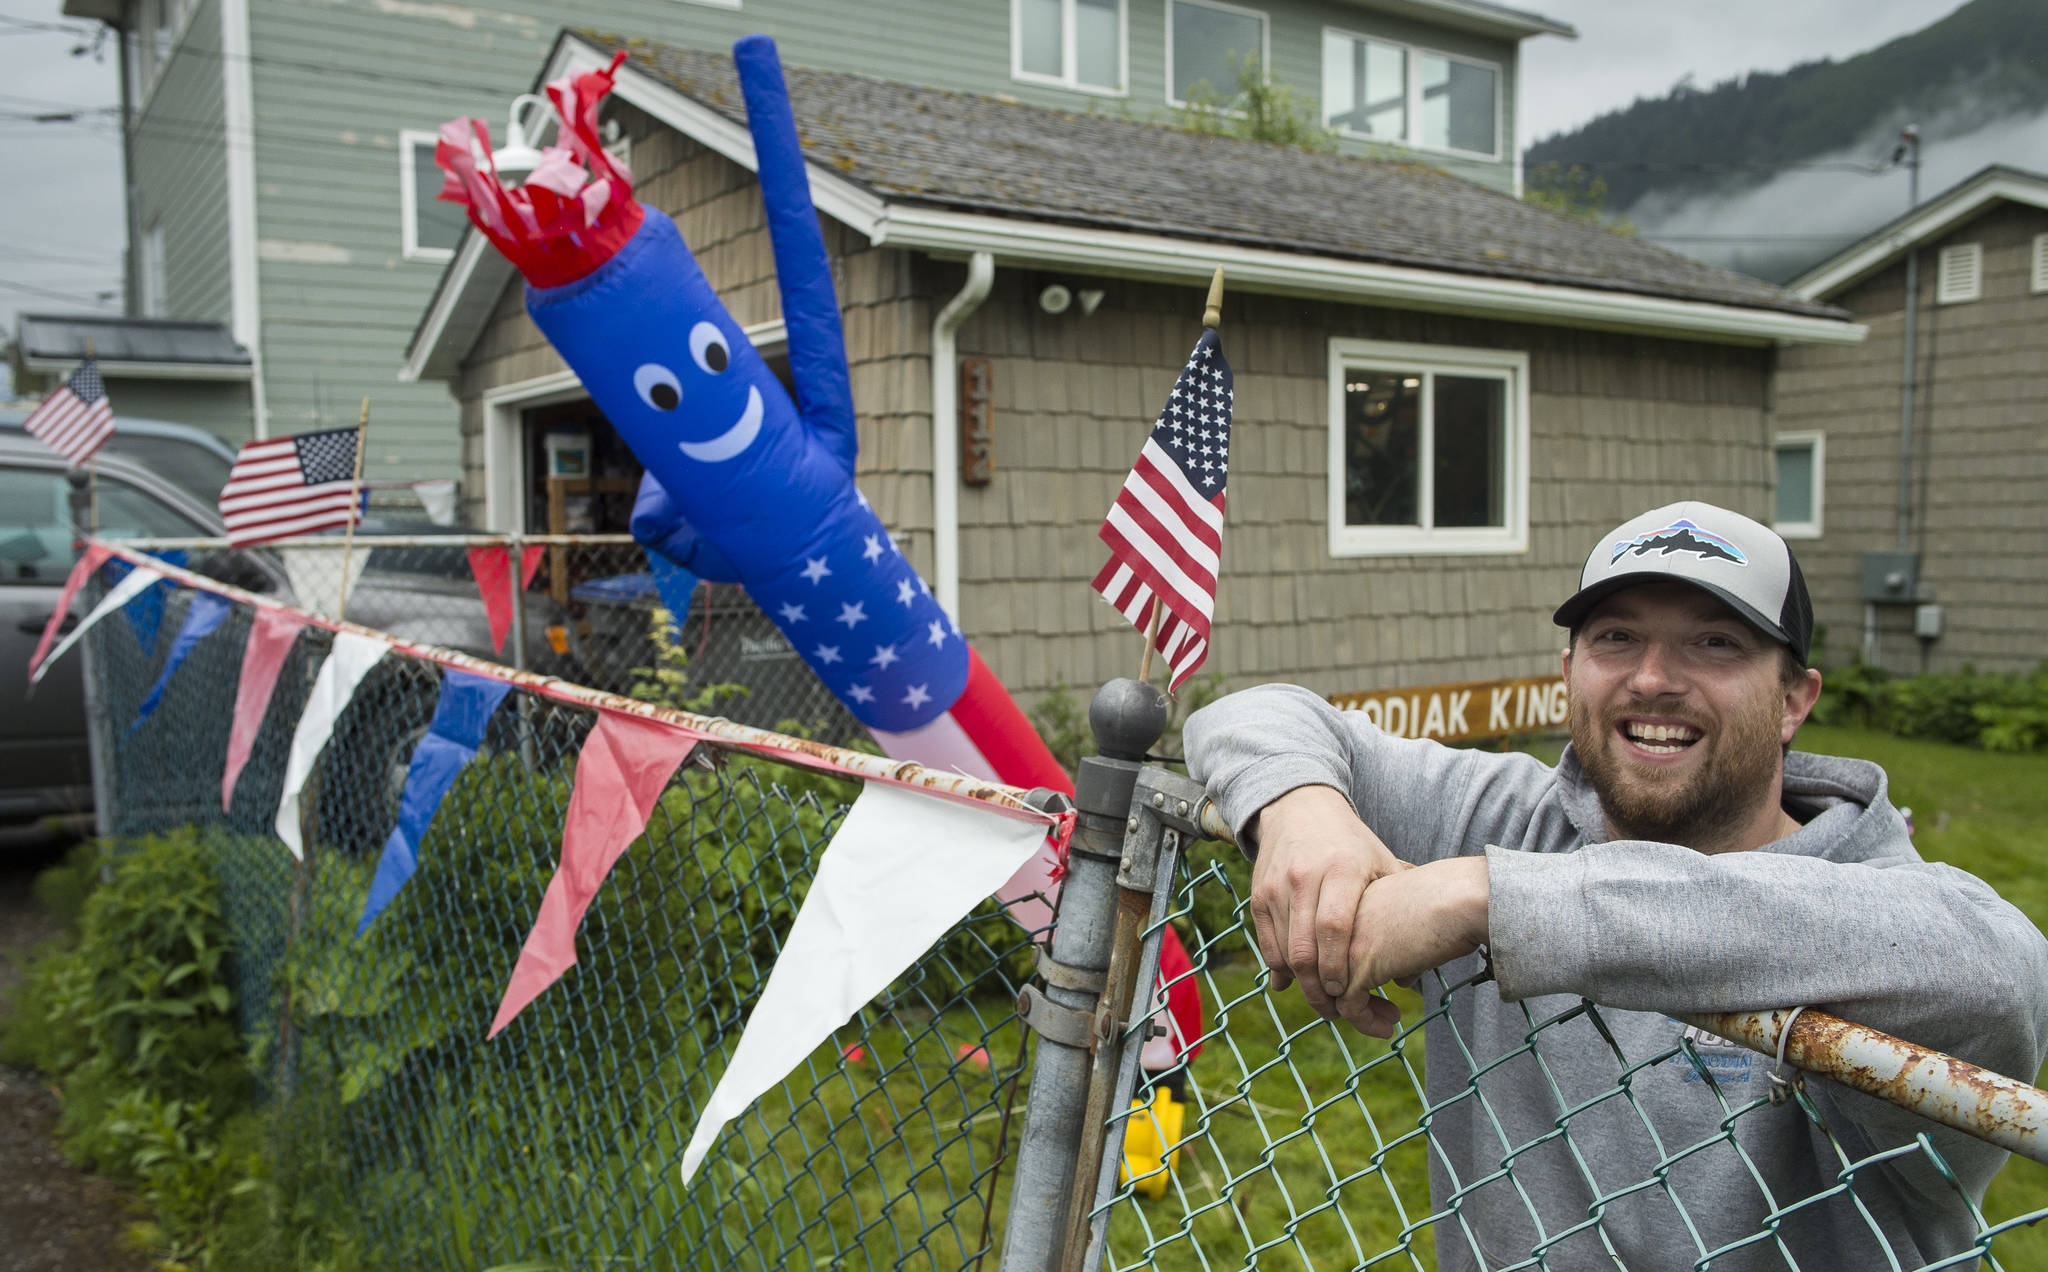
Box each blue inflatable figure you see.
[437,42,963,734]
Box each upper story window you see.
[1167,0,1269,108]
[400,131,468,263]
[1773,431,1824,539]
[1014,0,1126,95]
[1322,28,1500,159]
[1936,242,1982,304]
[2032,233,2048,294]
[1327,338,1527,557]
[124,0,195,109]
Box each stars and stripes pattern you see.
[1091,327,1232,691]
[22,359,115,468]
[218,427,364,547]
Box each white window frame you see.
[1321,25,1502,161]
[1773,430,1824,540]
[1012,0,1129,97]
[1326,338,1528,558]
[1936,241,1982,305]
[1165,0,1271,110]
[2030,233,2048,294]
[399,130,456,264]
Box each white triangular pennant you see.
[30,566,165,687]
[679,783,1047,1185]
[274,631,389,859]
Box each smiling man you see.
[1184,501,2048,1271]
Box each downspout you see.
[930,251,994,619]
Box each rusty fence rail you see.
[72,541,2048,1272]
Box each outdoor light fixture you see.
[480,92,554,182]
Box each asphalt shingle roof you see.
[602,35,1843,321]
[15,314,251,367]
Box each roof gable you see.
[1790,165,2048,301]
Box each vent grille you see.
[1937,242,1983,305]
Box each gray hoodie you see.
[1185,684,2048,1272]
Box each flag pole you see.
[84,337,99,534]
[1134,267,1224,686]
[334,397,370,619]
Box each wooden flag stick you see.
[1133,266,1225,686]
[334,397,370,619]
[84,336,99,534]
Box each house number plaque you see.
[960,356,994,487]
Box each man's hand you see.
[1247,785,1413,1025]
[1339,857,1490,1037]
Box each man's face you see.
[1563,581,1819,850]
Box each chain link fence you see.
[77,545,2048,1272]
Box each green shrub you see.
[1809,663,2048,753]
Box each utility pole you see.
[1893,124,1921,555]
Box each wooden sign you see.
[959,356,993,487]
[1327,673,1569,743]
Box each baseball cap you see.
[1552,501,1813,664]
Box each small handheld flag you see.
[218,427,366,547]
[1091,274,1233,691]
[23,359,115,468]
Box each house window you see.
[1774,431,1824,539]
[1322,29,1499,158]
[1936,242,1982,304]
[1327,338,1527,557]
[139,220,167,318]
[1014,0,1125,94]
[1167,0,1268,107]
[2031,233,2047,293]
[400,131,468,263]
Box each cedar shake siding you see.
[1776,198,2048,676]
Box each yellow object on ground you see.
[1119,1086,1185,1200]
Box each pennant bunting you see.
[356,669,515,934]
[678,782,1049,1185]
[412,478,458,526]
[465,544,546,655]
[27,543,112,682]
[129,592,233,733]
[222,608,311,811]
[105,551,187,655]
[645,551,699,640]
[488,710,701,1037]
[31,564,166,687]
[274,632,390,859]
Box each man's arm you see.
[1186,684,1529,1029]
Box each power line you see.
[0,279,121,307]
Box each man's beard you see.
[1569,690,1783,849]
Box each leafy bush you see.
[1808,663,2048,752]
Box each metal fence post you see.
[998,678,1167,1272]
[67,473,116,844]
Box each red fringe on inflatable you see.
[435,49,644,288]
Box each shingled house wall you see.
[1774,199,2048,677]
[948,268,1775,701]
[451,117,1778,708]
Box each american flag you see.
[1092,327,1232,691]
[218,427,364,546]
[23,359,115,468]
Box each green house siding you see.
[128,0,233,328]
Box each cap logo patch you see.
[1609,518,1748,567]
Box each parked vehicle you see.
[0,410,567,822]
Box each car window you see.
[100,433,234,504]
[96,480,209,540]
[0,467,72,583]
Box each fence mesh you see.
[79,548,2048,1272]
[91,570,1039,1270]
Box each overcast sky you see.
[0,0,1972,399]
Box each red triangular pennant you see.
[27,543,111,682]
[221,608,310,811]
[489,709,701,1036]
[466,545,547,655]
